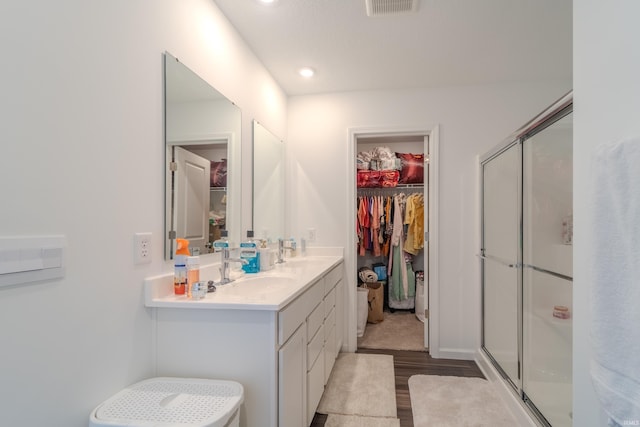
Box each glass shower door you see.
[522,112,573,426]
[481,143,521,389]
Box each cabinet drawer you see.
[324,325,337,385]
[307,323,324,368]
[307,352,325,425]
[324,287,336,318]
[307,301,324,342]
[324,306,335,341]
[279,278,324,346]
[324,263,342,295]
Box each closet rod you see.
[357,189,424,197]
[357,184,423,194]
[357,184,423,190]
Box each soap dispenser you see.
[174,238,190,295]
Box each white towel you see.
[358,268,378,283]
[590,137,640,426]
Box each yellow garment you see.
[403,194,424,255]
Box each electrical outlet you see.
[134,232,152,264]
[307,228,316,242]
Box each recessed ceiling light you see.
[298,67,315,78]
[258,0,277,4]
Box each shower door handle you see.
[522,264,573,282]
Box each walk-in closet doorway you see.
[346,126,440,355]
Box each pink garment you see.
[371,196,382,256]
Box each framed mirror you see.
[252,120,285,242]
[164,52,241,259]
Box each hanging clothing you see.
[404,193,424,255]
[357,196,370,256]
[388,193,413,298]
[356,190,423,303]
[357,193,396,257]
[371,196,382,256]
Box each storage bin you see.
[356,287,369,337]
[415,270,425,322]
[89,377,243,427]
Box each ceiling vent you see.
[365,0,419,17]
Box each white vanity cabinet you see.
[149,257,344,427]
[276,263,345,427]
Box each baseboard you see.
[475,349,542,427]
[433,348,476,360]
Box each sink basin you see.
[235,275,297,287]
[214,275,299,300]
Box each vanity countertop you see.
[145,255,343,311]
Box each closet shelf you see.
[357,183,423,190]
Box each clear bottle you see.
[186,256,200,298]
[241,230,260,274]
[289,237,297,258]
[258,240,273,271]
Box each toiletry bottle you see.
[174,238,190,295]
[212,230,229,252]
[240,230,260,274]
[300,237,307,257]
[258,240,272,271]
[289,237,297,258]
[186,255,200,298]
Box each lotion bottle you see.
[174,238,190,295]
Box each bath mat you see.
[317,353,397,418]
[358,311,425,351]
[408,375,517,427]
[325,414,400,427]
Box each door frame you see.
[165,132,235,259]
[345,125,440,356]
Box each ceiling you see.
[213,0,572,96]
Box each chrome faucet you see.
[217,247,248,285]
[276,238,285,264]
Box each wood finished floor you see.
[310,349,485,427]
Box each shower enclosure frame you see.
[480,92,573,427]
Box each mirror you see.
[252,120,285,242]
[164,52,241,259]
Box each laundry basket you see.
[89,377,243,427]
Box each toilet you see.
[89,377,243,427]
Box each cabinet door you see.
[279,324,306,427]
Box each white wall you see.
[287,81,571,356]
[573,1,640,425]
[0,1,286,426]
